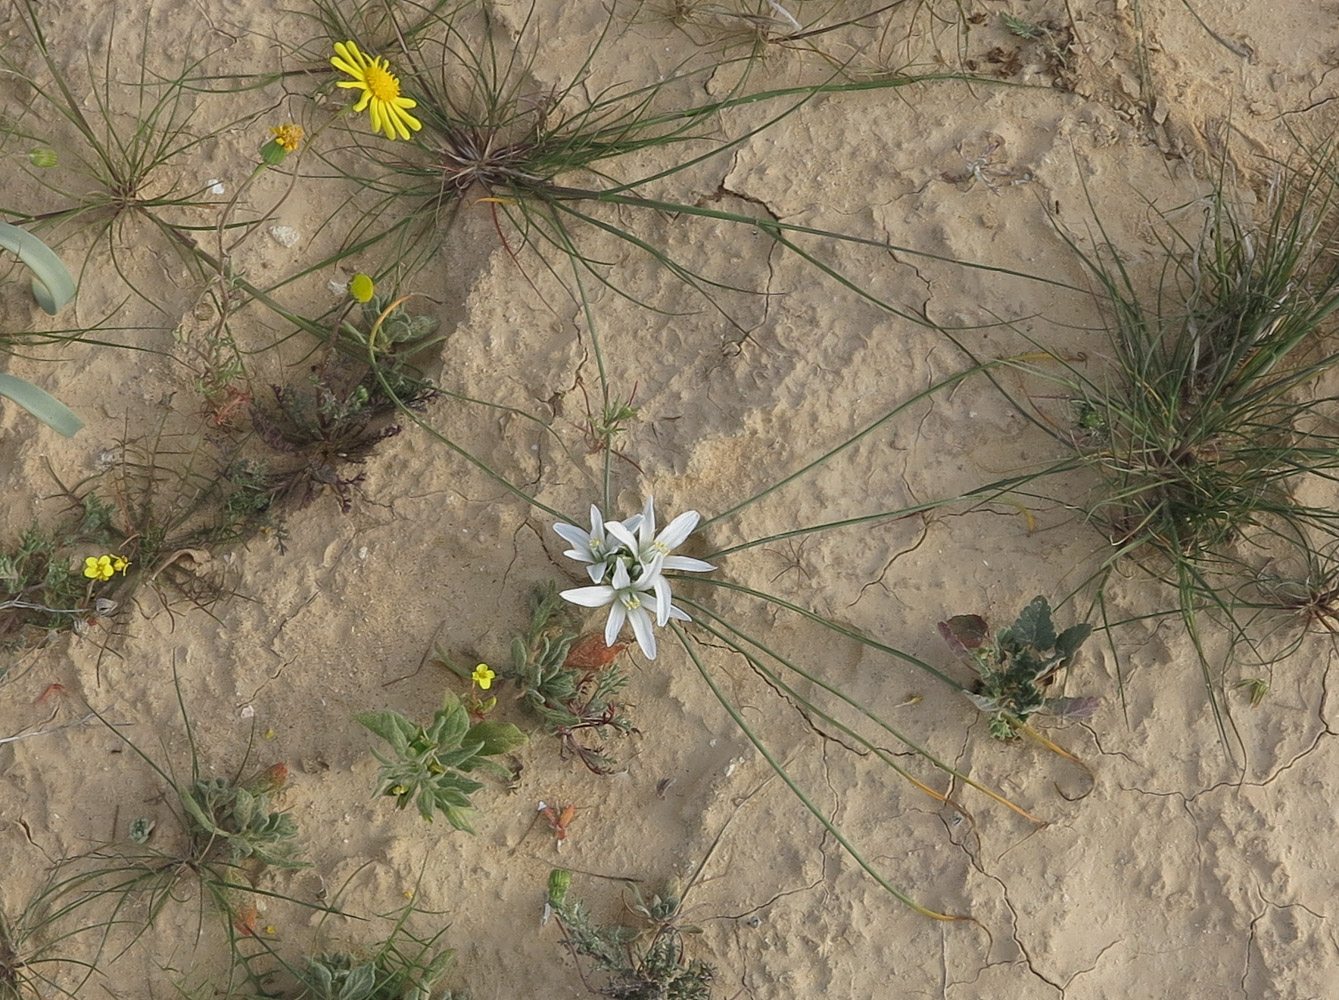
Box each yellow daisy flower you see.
[331,41,422,141]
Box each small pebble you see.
[268,225,300,248]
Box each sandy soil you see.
[4,0,1339,997]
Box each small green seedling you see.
[939,596,1098,740]
[356,694,527,831]
[1235,677,1269,707]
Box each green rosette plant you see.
[356,694,527,831]
[939,596,1098,740]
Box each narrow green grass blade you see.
[672,622,966,920]
[0,219,76,313]
[0,372,83,436]
[685,602,1044,822]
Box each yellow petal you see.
[371,102,390,140]
[331,57,362,77]
[392,95,417,109]
[334,41,365,68]
[391,105,421,135]
[351,91,372,112]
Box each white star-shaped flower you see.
[555,497,713,659]
[561,558,674,659]
[604,496,716,575]
[553,504,614,583]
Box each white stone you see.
[268,226,300,248]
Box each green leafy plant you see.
[356,694,527,830]
[986,144,1339,734]
[0,219,75,314]
[178,764,307,873]
[502,584,636,775]
[226,894,464,1000]
[27,672,325,991]
[0,520,115,647]
[939,596,1097,741]
[251,359,436,516]
[347,291,443,355]
[549,872,714,1000]
[295,945,460,1000]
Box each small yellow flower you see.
[472,663,496,691]
[83,555,115,582]
[270,123,304,152]
[349,273,375,303]
[110,555,130,575]
[331,41,422,141]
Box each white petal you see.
[652,575,672,627]
[628,606,657,659]
[585,562,608,583]
[554,523,592,551]
[560,585,615,608]
[587,504,605,538]
[661,555,715,573]
[667,603,692,622]
[638,496,657,547]
[605,521,638,553]
[604,601,627,647]
[611,559,632,589]
[634,554,665,589]
[655,510,700,551]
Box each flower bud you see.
[348,272,375,303]
[259,139,288,166]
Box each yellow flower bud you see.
[349,273,375,303]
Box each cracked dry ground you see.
[4,0,1339,998]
